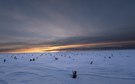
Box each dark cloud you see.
[0,0,135,52]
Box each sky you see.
[0,0,135,53]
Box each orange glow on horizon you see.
[2,40,134,53]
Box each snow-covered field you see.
[0,50,135,84]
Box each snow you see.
[0,50,135,84]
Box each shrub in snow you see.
[55,57,58,60]
[90,61,93,64]
[33,58,35,61]
[14,56,17,59]
[72,71,77,79]
[4,59,6,62]
[111,54,113,57]
[30,59,32,61]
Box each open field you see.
[0,50,135,84]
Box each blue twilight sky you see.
[0,0,135,52]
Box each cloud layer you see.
[0,0,135,53]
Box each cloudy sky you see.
[0,0,135,53]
